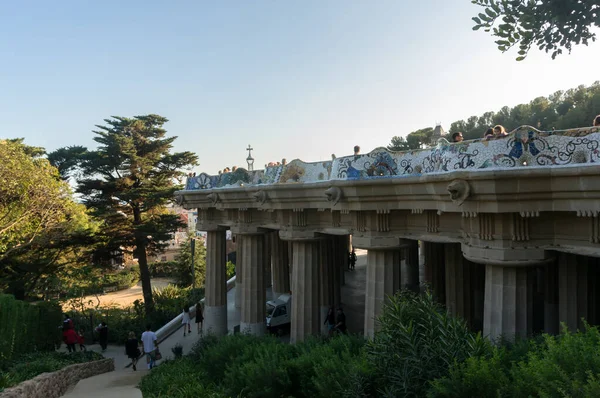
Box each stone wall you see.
[0,358,114,398]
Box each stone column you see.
[558,253,589,332]
[271,231,290,299]
[331,238,342,308]
[264,231,273,288]
[364,249,402,338]
[319,237,335,336]
[422,241,446,304]
[239,233,266,336]
[288,241,293,289]
[444,243,473,326]
[401,240,419,293]
[290,240,321,343]
[234,235,243,310]
[471,262,486,333]
[544,261,559,334]
[483,265,533,340]
[204,230,228,335]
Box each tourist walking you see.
[182,307,191,337]
[195,302,204,334]
[125,331,141,371]
[335,307,348,335]
[141,324,159,370]
[96,322,108,352]
[349,249,357,271]
[63,327,78,352]
[324,307,336,336]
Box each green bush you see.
[429,325,600,397]
[67,285,204,345]
[102,267,140,290]
[367,290,490,397]
[226,261,236,279]
[0,351,103,390]
[0,295,62,362]
[140,333,370,398]
[148,261,179,277]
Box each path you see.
[63,252,368,397]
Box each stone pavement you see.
[62,251,367,397]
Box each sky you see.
[1,1,599,175]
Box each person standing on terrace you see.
[484,128,494,140]
[493,125,508,138]
[451,132,464,143]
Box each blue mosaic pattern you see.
[184,126,600,190]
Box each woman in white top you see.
[182,307,191,337]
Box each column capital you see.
[230,225,267,235]
[279,229,323,242]
[352,236,412,250]
[463,245,556,267]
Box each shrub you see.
[429,325,600,397]
[367,290,490,397]
[140,333,370,398]
[226,261,236,279]
[148,261,179,277]
[0,351,103,390]
[0,294,62,362]
[138,357,224,398]
[171,344,183,359]
[67,285,204,345]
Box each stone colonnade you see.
[202,230,600,342]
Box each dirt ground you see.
[61,277,175,310]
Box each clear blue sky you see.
[1,1,598,174]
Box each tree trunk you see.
[133,206,154,314]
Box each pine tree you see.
[50,115,198,314]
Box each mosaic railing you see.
[184,126,600,191]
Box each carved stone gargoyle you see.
[324,186,343,206]
[447,179,471,206]
[253,190,268,205]
[206,192,220,206]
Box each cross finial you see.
[246,144,255,171]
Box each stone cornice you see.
[176,165,600,214]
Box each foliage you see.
[387,135,410,151]
[171,343,183,359]
[148,261,179,277]
[406,127,435,149]
[0,139,98,299]
[173,236,206,287]
[448,82,600,140]
[0,294,62,362]
[226,261,236,280]
[0,351,103,391]
[367,290,490,397]
[47,115,198,315]
[389,82,600,149]
[472,0,599,60]
[429,325,600,397]
[57,266,140,299]
[66,284,202,344]
[140,333,371,398]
